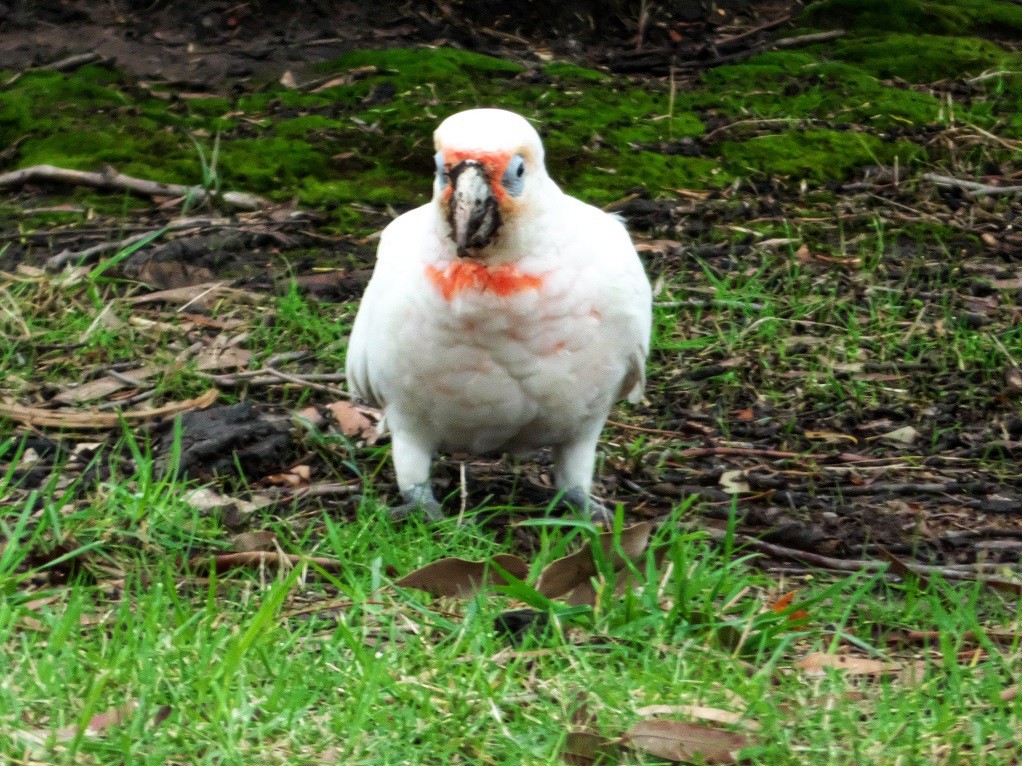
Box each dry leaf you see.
[536,522,653,605]
[327,400,380,443]
[19,701,139,746]
[634,705,757,730]
[898,660,929,686]
[758,237,798,249]
[194,345,252,372]
[562,731,621,765]
[625,718,748,764]
[230,530,277,552]
[127,282,264,309]
[264,464,312,487]
[804,429,857,444]
[294,405,325,428]
[718,470,749,494]
[1000,684,1019,702]
[796,652,900,676]
[53,363,161,404]
[880,425,919,445]
[279,70,298,88]
[395,554,530,597]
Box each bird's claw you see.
[390,483,444,521]
[559,487,614,526]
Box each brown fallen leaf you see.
[395,554,530,597]
[633,704,758,730]
[1001,684,1019,702]
[536,522,653,605]
[230,530,277,553]
[327,400,380,443]
[194,345,252,372]
[53,363,162,404]
[624,718,749,764]
[562,731,621,765]
[796,652,900,677]
[263,464,312,488]
[19,700,157,745]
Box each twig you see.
[43,215,249,271]
[0,164,269,211]
[45,231,158,272]
[264,368,350,398]
[831,481,960,497]
[702,117,816,142]
[189,551,344,574]
[655,298,766,311]
[197,370,346,386]
[670,446,832,461]
[700,526,1022,593]
[97,390,158,410]
[714,14,792,49]
[679,30,846,70]
[922,172,1022,197]
[266,482,361,500]
[0,388,219,430]
[40,52,103,72]
[966,69,1022,84]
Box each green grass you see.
[0,471,1020,764]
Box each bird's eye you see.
[502,154,526,197]
[434,152,448,189]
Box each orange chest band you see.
[425,261,544,301]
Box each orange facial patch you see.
[425,261,544,301]
[441,149,513,204]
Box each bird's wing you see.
[345,206,432,407]
[559,197,653,404]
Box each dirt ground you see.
[0,0,774,85]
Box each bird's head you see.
[432,108,548,258]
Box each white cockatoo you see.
[346,108,652,521]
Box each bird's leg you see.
[390,430,443,521]
[552,427,614,525]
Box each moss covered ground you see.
[2,5,1020,225]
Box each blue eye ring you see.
[501,154,526,197]
[434,152,448,189]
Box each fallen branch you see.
[700,526,1022,593]
[0,164,269,211]
[198,368,350,397]
[922,173,1022,197]
[670,446,833,461]
[0,388,218,430]
[40,52,103,72]
[714,14,793,50]
[266,482,361,500]
[45,230,159,272]
[189,551,344,574]
[680,29,846,70]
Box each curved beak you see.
[448,161,499,256]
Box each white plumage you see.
[346,108,652,520]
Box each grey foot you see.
[559,486,614,526]
[390,482,444,521]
